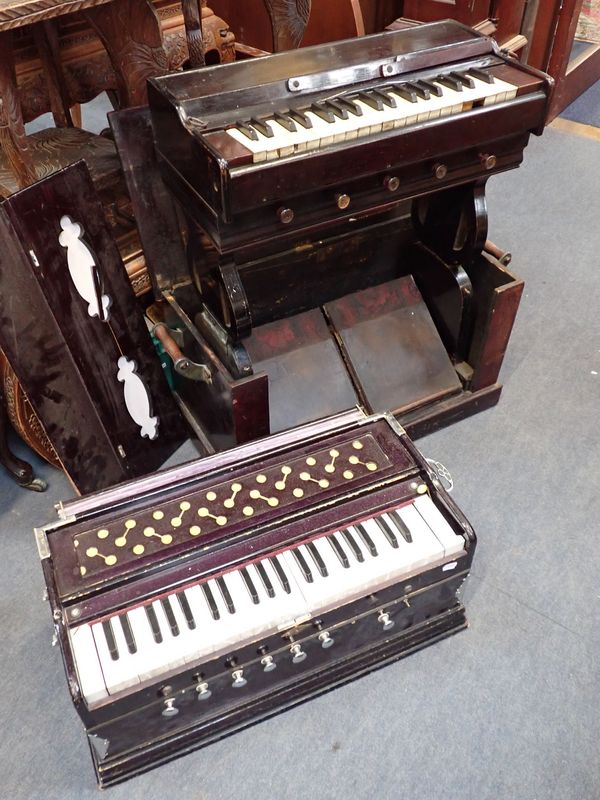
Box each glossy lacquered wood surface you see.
[0,161,186,494]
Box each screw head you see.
[384,175,400,192]
[433,163,447,180]
[481,153,497,170]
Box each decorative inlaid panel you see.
[73,434,390,578]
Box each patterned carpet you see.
[576,0,600,43]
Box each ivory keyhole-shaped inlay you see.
[58,215,111,320]
[117,356,159,439]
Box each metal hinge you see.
[34,527,50,560]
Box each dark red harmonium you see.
[38,409,475,786]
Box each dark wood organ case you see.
[109,20,553,449]
[38,409,476,786]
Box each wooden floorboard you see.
[550,116,600,140]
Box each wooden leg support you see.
[0,387,46,492]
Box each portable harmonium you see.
[37,408,476,786]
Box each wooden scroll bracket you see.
[412,181,489,361]
[412,180,489,266]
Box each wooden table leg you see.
[84,0,168,107]
[0,30,36,189]
[0,385,46,492]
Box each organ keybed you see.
[39,409,475,786]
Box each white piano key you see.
[252,559,307,629]
[92,619,139,695]
[413,495,466,558]
[225,126,268,163]
[182,585,221,662]
[127,606,170,683]
[165,594,200,665]
[151,600,187,671]
[207,577,241,648]
[69,624,108,704]
[304,111,336,148]
[389,506,445,571]
[265,117,308,156]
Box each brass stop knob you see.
[336,193,351,210]
[277,207,294,224]
[480,153,497,170]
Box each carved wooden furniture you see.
[0,0,236,489]
[37,407,476,786]
[0,0,169,488]
[211,0,365,53]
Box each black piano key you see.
[323,99,349,120]
[310,102,336,123]
[145,604,163,643]
[240,567,260,604]
[436,73,463,92]
[355,523,378,557]
[287,108,313,128]
[216,576,236,614]
[234,120,259,141]
[119,614,137,654]
[177,592,196,630]
[468,67,494,84]
[327,535,350,568]
[388,511,413,543]
[356,91,384,111]
[393,84,418,103]
[161,598,180,637]
[273,111,297,132]
[451,70,475,89]
[374,516,399,549]
[292,548,314,583]
[341,529,364,562]
[201,583,220,620]
[255,561,275,598]
[306,541,328,577]
[102,619,119,660]
[417,79,443,97]
[335,96,363,116]
[405,81,430,100]
[270,555,291,593]
[371,87,397,108]
[248,117,274,138]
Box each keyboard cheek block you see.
[38,410,476,787]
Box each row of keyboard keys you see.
[71,498,467,701]
[225,68,517,162]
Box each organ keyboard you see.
[38,409,476,786]
[148,20,551,249]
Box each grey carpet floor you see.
[1,125,599,800]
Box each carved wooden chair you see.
[0,0,235,489]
